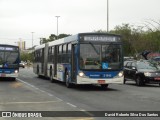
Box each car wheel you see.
[136,76,143,86]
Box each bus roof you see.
[48,34,78,47]
[34,43,46,50]
[48,33,121,47]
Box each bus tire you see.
[65,71,72,88]
[50,75,54,83]
[50,68,54,83]
[101,84,109,89]
[123,78,126,84]
[37,66,40,77]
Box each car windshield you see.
[137,61,160,70]
[79,43,122,70]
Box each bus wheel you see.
[65,72,72,88]
[37,66,40,78]
[101,84,109,89]
[123,78,126,84]
[50,70,54,83]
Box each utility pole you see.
[31,32,34,52]
[107,0,109,32]
[55,16,60,39]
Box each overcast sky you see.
[0,0,160,48]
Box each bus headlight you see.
[79,72,84,77]
[118,71,123,77]
[15,70,18,73]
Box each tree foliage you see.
[95,21,160,56]
[40,33,71,44]
[38,20,160,57]
[20,52,33,62]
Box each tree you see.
[58,34,71,39]
[110,24,133,56]
[40,33,71,44]
[20,52,33,62]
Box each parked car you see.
[124,60,160,86]
[151,56,160,63]
[19,61,26,68]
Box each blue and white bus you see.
[0,44,20,80]
[33,33,124,88]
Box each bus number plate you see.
[98,80,105,84]
[0,73,6,77]
[155,78,160,80]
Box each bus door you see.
[71,44,77,82]
[41,48,44,74]
[54,46,57,77]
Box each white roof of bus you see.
[48,34,78,47]
[34,43,46,50]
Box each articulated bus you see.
[0,44,20,80]
[33,33,124,88]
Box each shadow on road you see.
[34,76,120,91]
[0,78,17,82]
[125,83,160,88]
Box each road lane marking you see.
[67,102,77,108]
[0,101,61,105]
[17,78,63,102]
[16,78,79,108]
[47,93,53,96]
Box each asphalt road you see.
[0,67,160,120]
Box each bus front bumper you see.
[0,73,18,78]
[77,76,124,84]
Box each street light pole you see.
[31,32,34,51]
[55,16,60,39]
[107,0,109,32]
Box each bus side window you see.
[66,43,71,63]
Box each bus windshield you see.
[79,43,122,70]
[0,51,19,66]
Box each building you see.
[17,40,26,50]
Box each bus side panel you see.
[56,63,71,82]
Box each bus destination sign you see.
[0,47,16,51]
[84,35,120,42]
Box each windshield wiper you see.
[89,42,100,55]
[4,52,11,63]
